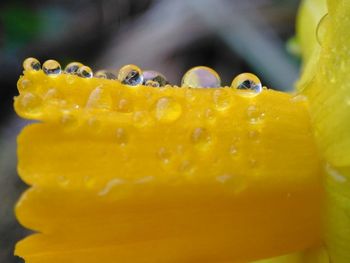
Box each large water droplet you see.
[23,57,41,71]
[43,59,61,76]
[95,70,116,79]
[316,13,329,47]
[118,64,143,86]
[143,70,168,87]
[154,97,182,123]
[182,66,221,88]
[77,65,93,78]
[65,62,83,75]
[231,73,262,95]
[191,127,212,150]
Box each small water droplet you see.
[64,62,83,74]
[158,147,171,164]
[316,13,329,47]
[77,65,93,78]
[86,86,112,109]
[154,97,182,123]
[43,59,61,75]
[246,105,265,124]
[116,128,128,146]
[191,127,212,150]
[182,66,221,88]
[213,89,231,111]
[231,73,262,95]
[117,98,133,112]
[23,57,41,71]
[178,160,195,175]
[118,64,143,86]
[95,70,116,79]
[143,70,168,87]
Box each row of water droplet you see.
[23,57,263,92]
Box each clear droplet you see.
[118,64,143,86]
[231,73,262,94]
[154,97,182,123]
[143,70,168,87]
[246,105,265,124]
[65,62,83,75]
[116,128,128,146]
[42,59,61,75]
[95,70,116,79]
[191,127,212,150]
[316,13,329,46]
[182,66,221,88]
[23,57,41,71]
[77,65,93,78]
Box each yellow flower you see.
[13,0,350,262]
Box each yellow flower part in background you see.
[13,0,350,262]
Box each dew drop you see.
[143,70,168,87]
[316,13,329,47]
[115,128,128,146]
[182,66,221,88]
[191,127,212,150]
[64,62,83,75]
[95,70,116,79]
[77,65,93,78]
[42,59,61,76]
[154,97,182,123]
[23,57,41,71]
[231,73,262,95]
[246,105,265,124]
[213,89,231,111]
[118,64,143,86]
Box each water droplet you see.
[182,66,221,88]
[178,160,195,175]
[158,147,171,164]
[42,59,61,76]
[116,128,128,146]
[86,86,112,109]
[316,13,329,47]
[64,62,83,75]
[154,97,182,123]
[143,70,168,87]
[23,57,41,71]
[231,73,262,94]
[246,105,265,124]
[212,89,231,111]
[77,65,93,78]
[117,98,133,113]
[118,64,143,86]
[191,127,212,150]
[95,70,116,79]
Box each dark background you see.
[0,0,301,262]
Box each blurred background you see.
[0,0,301,262]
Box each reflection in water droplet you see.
[77,66,93,78]
[65,62,83,75]
[182,66,221,88]
[95,70,116,79]
[116,128,128,146]
[23,57,41,71]
[43,59,61,75]
[118,64,143,86]
[231,73,262,95]
[213,89,231,111]
[316,13,329,47]
[143,70,168,87]
[154,97,182,123]
[191,127,212,150]
[246,105,265,124]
